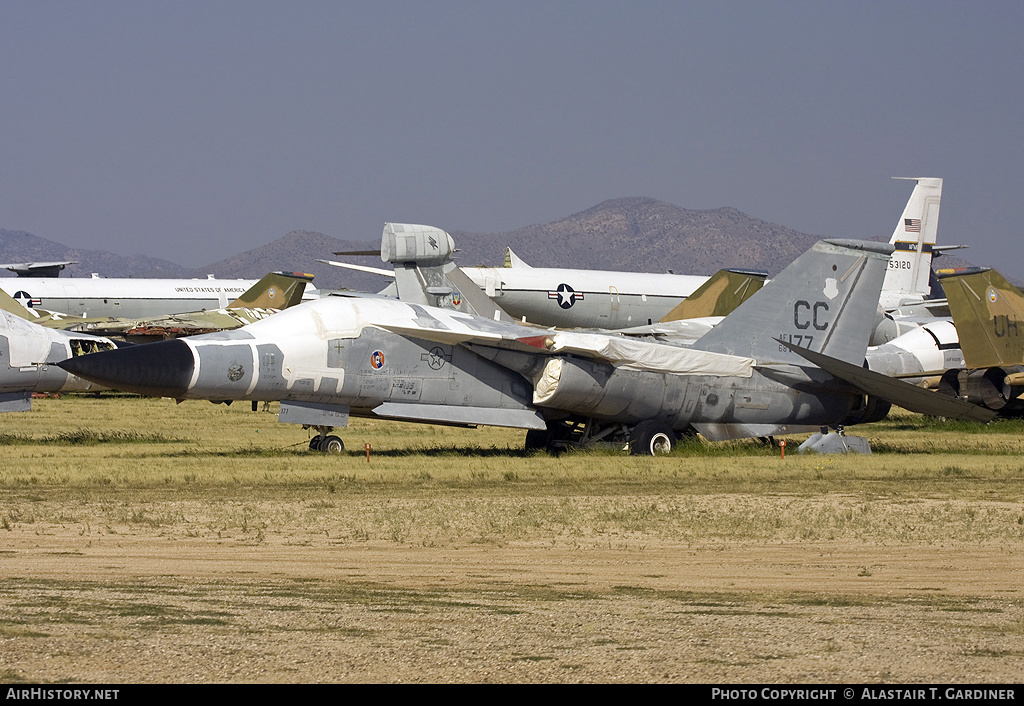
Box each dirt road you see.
[2,494,1021,683]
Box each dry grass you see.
[2,396,1023,495]
[1,395,1022,547]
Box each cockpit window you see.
[70,339,116,356]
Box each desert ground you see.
[1,396,1022,683]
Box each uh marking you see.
[994,315,1020,338]
[794,301,829,331]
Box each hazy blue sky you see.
[2,1,1022,274]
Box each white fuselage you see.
[0,310,116,410]
[459,266,709,328]
[0,276,320,318]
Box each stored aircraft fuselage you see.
[0,276,319,319]
[457,266,708,328]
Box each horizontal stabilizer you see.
[1,261,76,278]
[778,340,996,422]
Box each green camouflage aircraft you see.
[1,272,313,343]
[936,267,1024,413]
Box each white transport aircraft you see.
[0,273,320,319]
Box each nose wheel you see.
[308,426,345,453]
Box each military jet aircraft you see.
[934,267,1024,414]
[0,309,116,412]
[2,272,313,343]
[58,237,990,454]
[59,272,314,343]
[356,220,959,417]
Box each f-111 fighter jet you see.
[0,309,116,412]
[59,235,991,454]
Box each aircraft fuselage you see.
[459,266,707,328]
[60,296,863,438]
[0,277,319,319]
[0,310,115,411]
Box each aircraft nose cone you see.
[57,339,195,398]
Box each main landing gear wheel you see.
[318,435,345,454]
[629,421,675,456]
[308,426,345,454]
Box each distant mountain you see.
[283,197,828,292]
[186,230,387,291]
[446,197,821,275]
[0,228,189,279]
[3,198,999,292]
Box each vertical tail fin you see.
[658,269,766,322]
[880,177,942,308]
[503,248,532,268]
[937,268,1024,368]
[0,287,40,320]
[227,272,313,310]
[692,239,893,365]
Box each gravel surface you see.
[1,494,1022,683]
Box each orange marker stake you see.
[364,442,372,463]
[779,439,786,460]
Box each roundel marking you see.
[548,283,584,309]
[13,291,38,308]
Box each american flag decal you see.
[904,218,921,232]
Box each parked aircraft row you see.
[3,176,1017,454]
[57,229,993,455]
[1,177,949,339]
